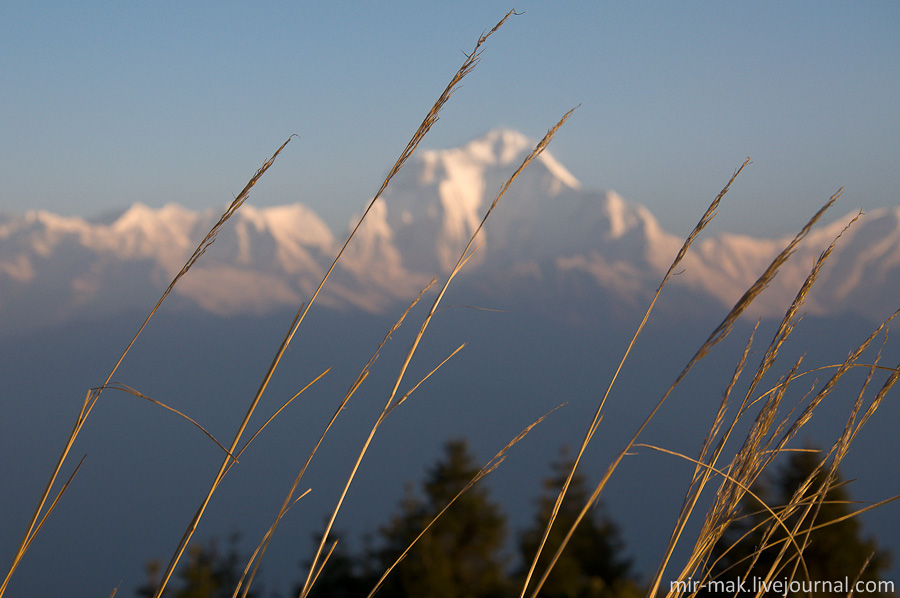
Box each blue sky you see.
[2,2,898,237]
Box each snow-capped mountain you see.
[1,129,898,336]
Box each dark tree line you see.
[301,440,640,598]
[138,441,892,598]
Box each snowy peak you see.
[460,128,533,166]
[375,128,585,272]
[416,128,580,192]
[106,203,201,265]
[450,128,580,189]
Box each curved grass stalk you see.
[104,383,236,460]
[633,443,812,568]
[0,137,293,598]
[231,367,332,467]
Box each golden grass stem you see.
[20,455,86,557]
[241,282,434,598]
[232,368,332,466]
[149,51,503,583]
[521,159,750,598]
[642,192,854,597]
[659,284,899,595]
[365,406,562,598]
[104,383,237,460]
[230,488,311,598]
[0,138,293,598]
[300,108,576,598]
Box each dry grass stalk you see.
[300,107,577,598]
[648,220,900,597]
[633,196,846,598]
[0,137,294,598]
[230,367,332,468]
[230,487,313,598]
[382,106,579,421]
[16,455,85,558]
[365,406,563,598]
[105,383,236,459]
[152,12,523,597]
[526,183,881,598]
[236,281,434,598]
[269,8,520,363]
[521,159,750,598]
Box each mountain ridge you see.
[2,128,897,335]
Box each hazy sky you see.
[2,2,898,237]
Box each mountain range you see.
[3,129,900,596]
[2,128,898,337]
